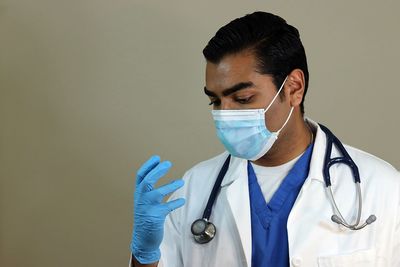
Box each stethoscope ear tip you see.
[331,214,377,230]
[366,215,376,224]
[331,215,342,224]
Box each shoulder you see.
[182,151,229,181]
[169,151,229,201]
[341,144,400,206]
[307,117,400,185]
[344,144,400,183]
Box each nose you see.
[220,98,235,110]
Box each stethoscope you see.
[191,124,377,244]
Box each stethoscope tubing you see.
[319,123,375,230]
[202,155,231,220]
[319,124,361,186]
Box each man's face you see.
[204,50,291,132]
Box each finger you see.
[162,198,185,215]
[154,179,184,197]
[136,155,160,186]
[141,161,172,192]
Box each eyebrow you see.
[204,81,255,97]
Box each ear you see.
[284,69,305,107]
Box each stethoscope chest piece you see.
[191,218,216,244]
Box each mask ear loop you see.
[277,106,294,134]
[262,75,293,134]
[263,76,289,114]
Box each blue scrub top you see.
[248,143,314,267]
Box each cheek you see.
[264,102,287,132]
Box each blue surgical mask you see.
[211,76,293,160]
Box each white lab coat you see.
[131,119,400,267]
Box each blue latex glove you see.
[130,155,185,264]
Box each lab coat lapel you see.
[222,157,252,267]
[287,119,335,259]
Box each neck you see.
[252,114,312,167]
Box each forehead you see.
[205,51,260,90]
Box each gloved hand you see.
[130,155,185,264]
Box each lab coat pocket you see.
[317,248,376,267]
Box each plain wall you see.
[1,1,399,266]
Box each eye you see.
[235,96,253,104]
[209,99,221,106]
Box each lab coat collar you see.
[220,154,247,187]
[304,117,327,184]
[220,117,327,187]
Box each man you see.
[130,11,400,267]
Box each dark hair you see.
[203,11,309,114]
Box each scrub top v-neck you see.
[248,143,314,267]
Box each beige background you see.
[1,1,399,266]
